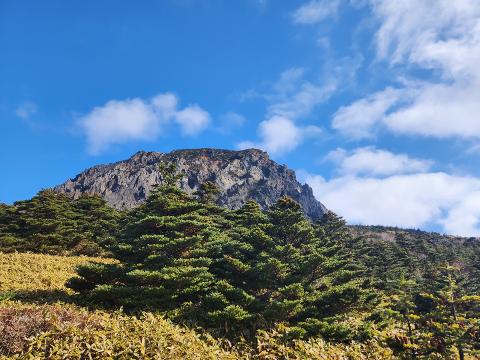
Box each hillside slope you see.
[349,225,480,293]
[0,253,395,359]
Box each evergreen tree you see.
[413,265,480,359]
[69,189,376,340]
[194,181,220,204]
[385,264,480,359]
[68,166,254,335]
[386,273,420,359]
[0,190,121,255]
[232,197,376,340]
[465,245,480,294]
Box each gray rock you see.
[54,148,327,220]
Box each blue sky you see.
[2,0,480,236]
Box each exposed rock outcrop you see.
[54,148,327,220]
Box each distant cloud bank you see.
[303,170,480,237]
[289,0,480,236]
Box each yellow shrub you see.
[0,252,115,293]
[0,253,406,359]
[0,303,237,359]
[0,252,401,360]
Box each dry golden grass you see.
[0,252,115,293]
[0,302,398,360]
[0,252,402,359]
[0,302,238,360]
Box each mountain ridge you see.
[54,148,327,220]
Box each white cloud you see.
[383,82,480,138]
[237,67,334,156]
[441,191,480,236]
[217,112,246,134]
[79,93,210,154]
[303,171,480,236]
[240,56,361,154]
[238,115,321,155]
[174,105,211,136]
[268,81,337,120]
[15,102,37,119]
[331,87,408,139]
[466,142,480,155]
[332,0,480,139]
[237,59,361,156]
[325,147,433,176]
[264,60,360,120]
[292,0,340,24]
[372,0,480,74]
[80,97,163,155]
[151,93,178,118]
[272,67,306,94]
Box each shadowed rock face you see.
[54,148,327,220]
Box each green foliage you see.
[383,265,480,359]
[1,162,479,356]
[413,265,480,359]
[158,160,183,186]
[194,181,221,204]
[231,199,376,341]
[0,190,122,256]
[351,225,480,295]
[5,251,480,359]
[68,180,246,331]
[0,252,392,359]
[0,303,398,360]
[68,179,376,340]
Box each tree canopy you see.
[67,181,376,340]
[0,190,121,256]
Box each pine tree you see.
[72,195,122,255]
[69,191,376,340]
[413,264,480,359]
[194,181,220,204]
[0,190,120,255]
[302,210,377,341]
[386,273,420,359]
[466,246,480,294]
[233,197,375,340]
[68,164,254,335]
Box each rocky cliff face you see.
[54,148,327,220]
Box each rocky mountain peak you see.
[54,148,327,219]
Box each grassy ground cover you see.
[0,252,435,359]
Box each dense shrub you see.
[350,225,480,295]
[0,252,393,359]
[67,180,376,340]
[0,304,99,355]
[0,303,400,360]
[0,190,122,256]
[1,232,479,358]
[0,252,115,295]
